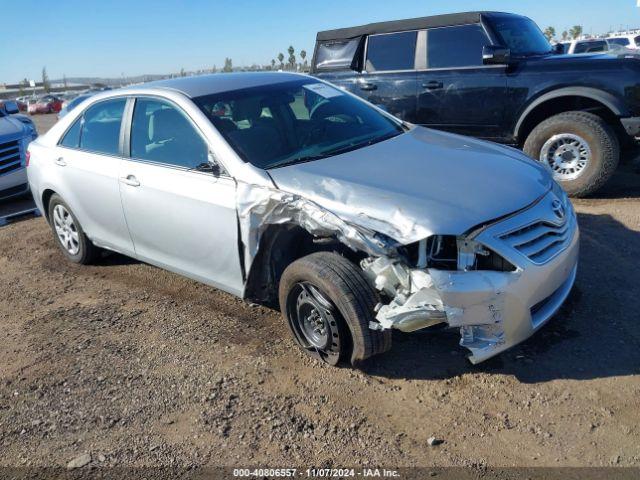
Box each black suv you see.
[311,11,640,196]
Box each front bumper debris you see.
[362,190,579,364]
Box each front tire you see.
[279,252,391,366]
[48,194,99,264]
[523,111,619,197]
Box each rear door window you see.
[365,31,417,72]
[79,98,126,155]
[426,24,489,69]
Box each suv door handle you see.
[359,82,378,91]
[54,157,66,166]
[120,175,140,187]
[422,81,444,90]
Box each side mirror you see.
[3,100,19,115]
[207,152,222,176]
[193,152,223,175]
[482,45,511,65]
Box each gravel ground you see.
[0,114,639,470]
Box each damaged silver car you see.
[27,72,579,366]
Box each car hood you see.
[267,127,552,244]
[0,116,26,139]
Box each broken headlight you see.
[402,235,515,272]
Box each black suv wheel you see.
[523,111,619,197]
[278,252,391,366]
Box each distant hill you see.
[52,74,171,87]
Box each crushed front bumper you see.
[366,190,579,364]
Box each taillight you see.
[25,150,30,167]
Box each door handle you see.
[120,175,140,187]
[422,81,444,90]
[359,82,378,91]
[54,157,66,166]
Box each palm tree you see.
[561,31,568,41]
[569,25,583,40]
[287,45,296,70]
[543,26,556,41]
[271,59,276,70]
[300,49,307,70]
[277,52,284,69]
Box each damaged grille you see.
[500,219,571,264]
[0,139,22,176]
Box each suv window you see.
[316,38,360,70]
[80,99,126,155]
[366,31,417,71]
[608,38,630,47]
[426,24,488,68]
[60,117,82,148]
[574,40,607,54]
[130,98,208,168]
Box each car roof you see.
[133,72,307,99]
[315,11,525,41]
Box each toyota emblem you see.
[552,199,565,220]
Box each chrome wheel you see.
[287,281,342,364]
[539,133,591,181]
[52,204,80,255]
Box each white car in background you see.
[605,34,640,50]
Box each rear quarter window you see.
[315,38,361,70]
[60,117,82,148]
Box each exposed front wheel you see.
[279,252,391,366]
[48,194,99,264]
[523,111,619,197]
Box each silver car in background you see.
[27,72,579,366]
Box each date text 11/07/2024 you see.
[232,468,401,477]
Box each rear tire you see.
[279,252,391,366]
[47,194,99,264]
[523,111,619,197]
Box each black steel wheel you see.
[286,281,343,365]
[279,252,391,367]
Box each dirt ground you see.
[1,114,639,470]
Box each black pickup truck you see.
[311,11,640,196]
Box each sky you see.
[2,0,640,83]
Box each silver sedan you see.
[27,72,579,366]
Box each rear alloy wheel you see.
[52,204,80,256]
[279,252,391,367]
[48,194,99,264]
[523,111,619,197]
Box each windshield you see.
[194,79,403,169]
[489,15,553,56]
